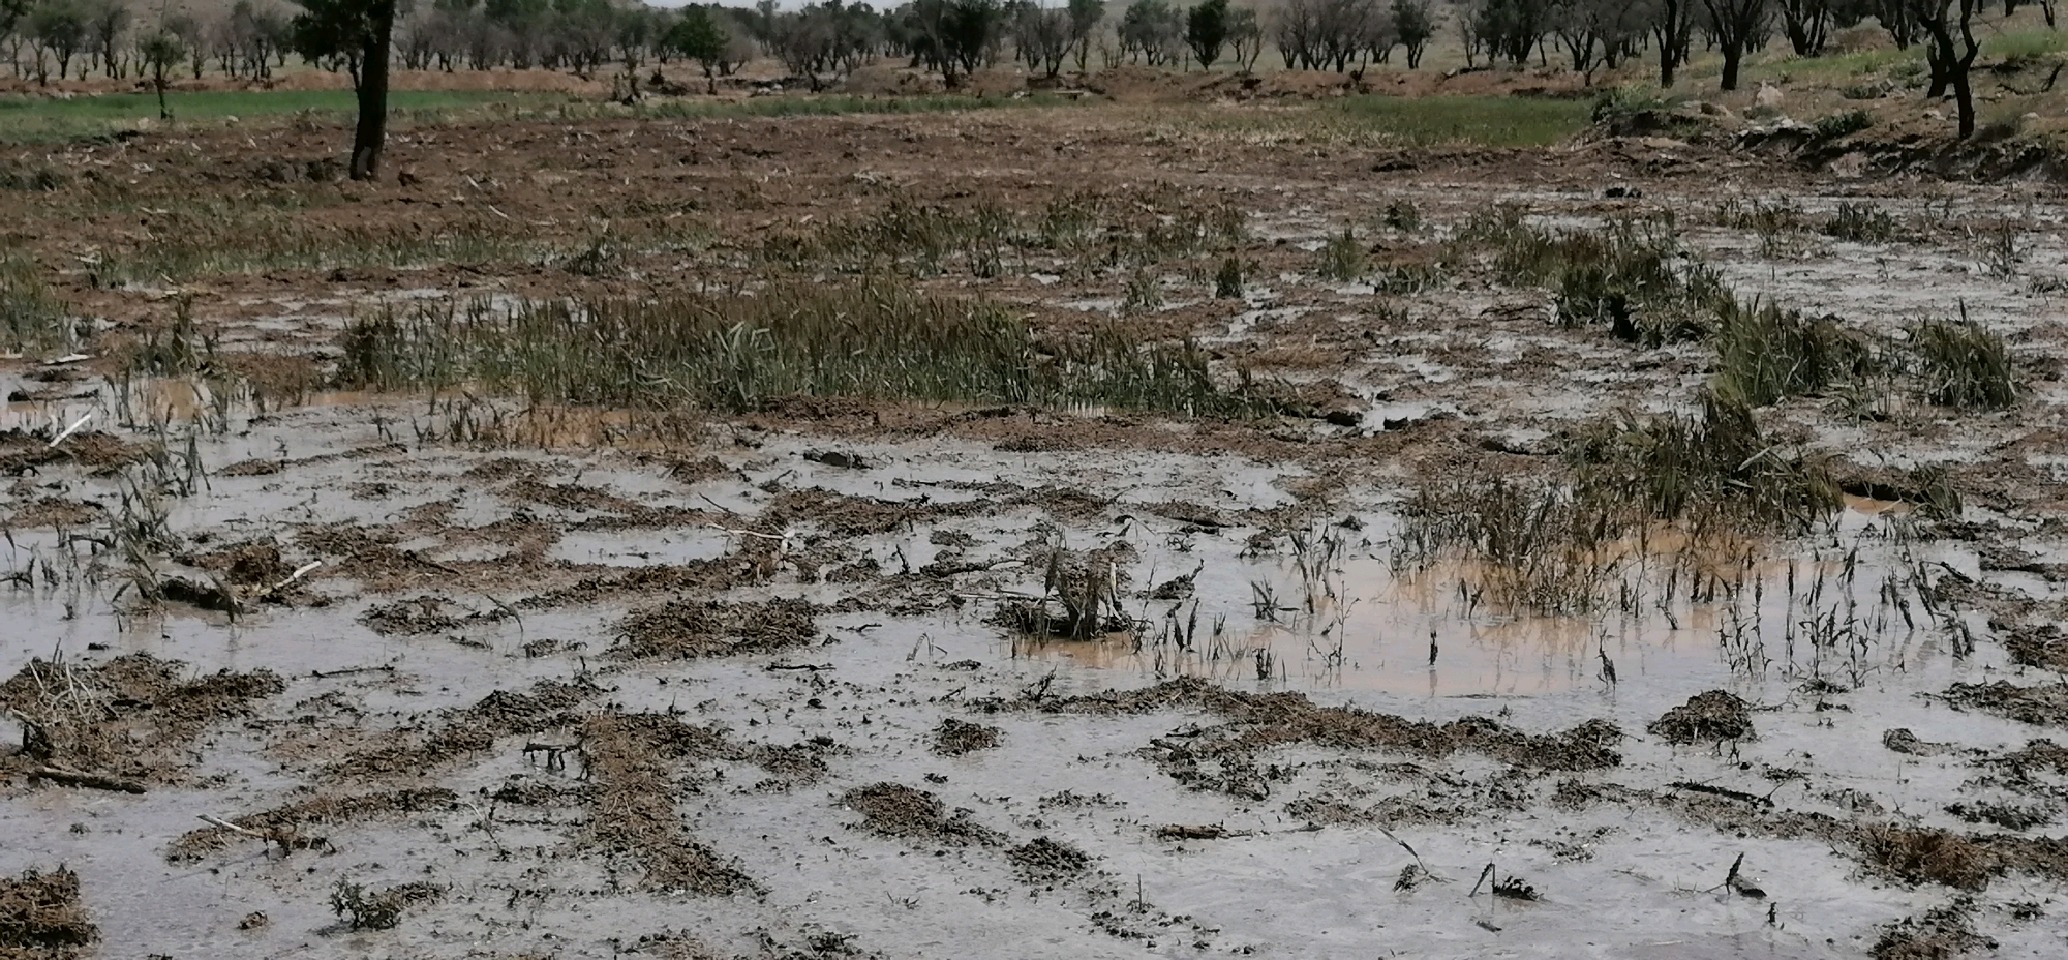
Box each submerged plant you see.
[1823,202,1902,243]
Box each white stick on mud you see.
[48,412,93,449]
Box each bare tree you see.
[85,0,123,78]
[1700,0,1767,90]
[1912,0,1982,138]
[1653,0,1695,85]
[1393,0,1433,67]
[1227,4,1262,69]
[1778,0,1832,55]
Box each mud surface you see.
[7,103,2068,959]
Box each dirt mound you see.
[1648,691,1756,744]
[519,560,749,609]
[1873,897,1991,960]
[1082,65,1213,103]
[1007,836,1092,881]
[841,782,1003,847]
[176,539,295,588]
[0,654,283,782]
[1862,824,1998,891]
[0,867,96,957]
[500,475,641,513]
[762,487,986,538]
[612,597,818,659]
[330,679,594,780]
[359,595,468,636]
[932,718,1002,756]
[1942,681,2068,727]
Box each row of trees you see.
[0,0,2032,177]
[2,0,1441,86]
[1458,0,2011,137]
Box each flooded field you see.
[4,107,2068,959]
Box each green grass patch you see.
[336,280,1277,417]
[1908,312,2019,411]
[1,253,82,356]
[1327,94,1592,147]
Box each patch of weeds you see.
[1214,256,1244,299]
[1566,391,1840,531]
[1371,261,1444,295]
[1398,394,1836,614]
[1814,109,1875,140]
[1316,228,1364,281]
[1906,311,2018,411]
[563,232,623,277]
[335,281,1278,417]
[1976,219,2022,278]
[117,297,217,378]
[1466,211,1723,344]
[1121,267,1164,315]
[1710,298,1879,406]
[1394,474,1640,614]
[1381,199,1422,233]
[1824,202,1904,243]
[1,254,81,355]
[1713,197,1807,236]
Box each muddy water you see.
[8,182,2068,958]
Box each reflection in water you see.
[1009,509,1948,699]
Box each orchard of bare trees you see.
[1,0,2049,169]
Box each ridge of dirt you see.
[167,786,460,862]
[0,654,284,782]
[581,713,765,896]
[1941,681,2068,727]
[0,428,142,478]
[1574,781,2068,891]
[994,677,1623,772]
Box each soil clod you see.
[1649,691,1756,744]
